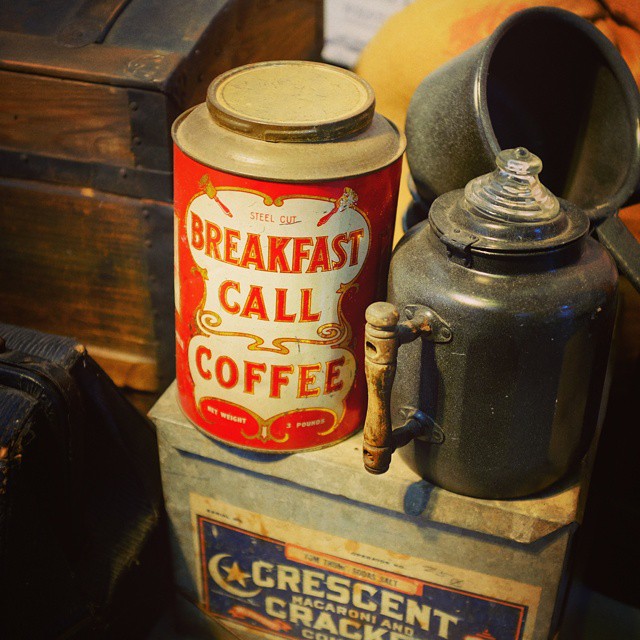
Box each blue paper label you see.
[197,514,528,640]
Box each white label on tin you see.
[185,183,370,435]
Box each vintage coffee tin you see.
[173,61,405,452]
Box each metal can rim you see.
[206,60,376,143]
[172,103,405,183]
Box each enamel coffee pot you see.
[363,148,618,499]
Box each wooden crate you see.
[0,0,323,391]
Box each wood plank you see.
[0,31,179,89]
[0,70,135,167]
[0,177,172,390]
[0,0,321,99]
[174,0,324,108]
[86,344,159,392]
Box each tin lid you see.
[206,61,375,142]
[430,147,590,254]
[172,64,405,182]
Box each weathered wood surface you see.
[0,0,323,391]
[0,177,171,391]
[0,70,134,167]
[0,30,182,89]
[177,0,324,108]
[0,1,323,99]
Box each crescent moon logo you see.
[208,553,262,598]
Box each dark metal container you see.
[363,148,618,499]
[405,6,640,222]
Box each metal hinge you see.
[403,305,452,343]
[440,230,478,267]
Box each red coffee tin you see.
[173,61,404,452]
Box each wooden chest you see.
[0,0,323,392]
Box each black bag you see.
[0,324,170,639]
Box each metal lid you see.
[430,148,590,254]
[206,60,375,142]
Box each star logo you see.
[224,561,251,587]
[209,554,261,598]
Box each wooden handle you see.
[363,302,400,474]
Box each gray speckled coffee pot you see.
[363,148,618,499]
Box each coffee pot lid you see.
[429,147,590,254]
